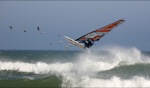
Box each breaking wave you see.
[0,46,150,87]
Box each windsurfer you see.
[66,19,125,49]
[83,39,94,48]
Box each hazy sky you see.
[0,1,150,50]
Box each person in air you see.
[83,39,94,48]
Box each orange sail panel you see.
[75,19,125,42]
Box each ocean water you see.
[0,46,150,87]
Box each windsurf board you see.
[65,36,84,49]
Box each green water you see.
[0,75,62,87]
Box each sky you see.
[0,1,150,51]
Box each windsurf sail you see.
[75,19,125,42]
[65,19,125,49]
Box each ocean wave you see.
[98,63,150,79]
[0,46,150,87]
[0,61,73,75]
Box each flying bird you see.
[24,30,27,32]
[49,42,52,45]
[58,34,61,37]
[59,41,63,44]
[9,26,12,30]
[41,32,44,35]
[37,27,40,31]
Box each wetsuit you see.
[83,39,94,48]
